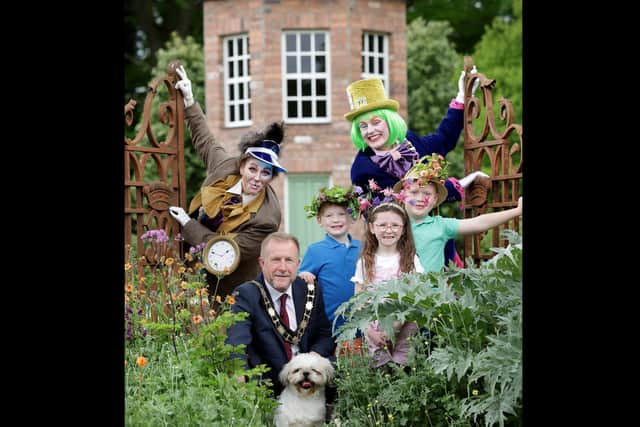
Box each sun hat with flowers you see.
[393,153,450,206]
[304,185,364,220]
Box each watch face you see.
[206,240,238,272]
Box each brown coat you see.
[181,103,282,298]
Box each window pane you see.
[228,39,234,57]
[248,103,251,120]
[237,38,243,55]
[361,55,364,72]
[287,56,297,73]
[287,101,298,117]
[286,34,296,51]
[239,105,245,121]
[302,79,311,96]
[247,59,250,75]
[302,100,312,117]
[229,84,235,101]
[301,56,311,73]
[315,33,325,51]
[287,79,297,96]
[301,33,311,51]
[317,100,326,117]
[238,60,244,77]
[369,57,374,72]
[229,105,235,122]
[378,35,384,52]
[228,61,234,78]
[239,83,244,99]
[315,55,325,72]
[368,34,374,52]
[316,79,326,96]
[378,57,384,74]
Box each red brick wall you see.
[203,0,407,228]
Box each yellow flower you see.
[388,414,394,421]
[124,263,132,271]
[139,277,146,284]
[216,295,222,304]
[472,389,479,396]
[226,295,236,305]
[125,284,133,293]
[184,253,193,262]
[192,315,203,324]
[180,281,188,289]
[138,289,146,296]
[207,309,216,317]
[164,257,174,266]
[136,356,148,368]
[178,266,186,274]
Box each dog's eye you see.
[293,369,300,373]
[312,369,321,375]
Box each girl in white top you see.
[351,202,424,368]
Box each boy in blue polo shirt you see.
[299,185,362,339]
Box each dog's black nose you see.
[303,371,310,378]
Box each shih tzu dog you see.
[274,352,335,427]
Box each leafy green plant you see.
[333,230,522,426]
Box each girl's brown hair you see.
[360,202,416,283]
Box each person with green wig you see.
[345,69,487,267]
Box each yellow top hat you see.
[344,78,399,122]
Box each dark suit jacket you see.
[226,274,336,396]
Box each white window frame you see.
[281,30,331,124]
[223,34,252,128]
[361,32,389,96]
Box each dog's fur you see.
[274,353,335,427]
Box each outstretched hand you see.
[455,65,480,103]
[175,65,195,108]
[169,206,191,226]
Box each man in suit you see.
[226,231,336,397]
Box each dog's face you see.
[279,352,335,395]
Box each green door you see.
[287,174,330,258]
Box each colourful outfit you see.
[350,106,465,266]
[181,103,281,298]
[351,253,424,367]
[299,234,361,336]
[411,215,460,273]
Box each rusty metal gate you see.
[124,61,186,267]
[461,57,523,265]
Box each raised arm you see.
[457,197,522,235]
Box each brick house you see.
[202,0,407,254]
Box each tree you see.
[407,0,514,54]
[471,0,522,127]
[124,0,203,105]
[407,18,463,179]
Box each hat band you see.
[245,146,280,163]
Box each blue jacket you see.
[350,107,464,196]
[226,274,336,396]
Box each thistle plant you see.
[333,230,522,426]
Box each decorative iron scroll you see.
[462,56,523,265]
[124,61,187,267]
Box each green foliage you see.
[304,185,363,220]
[333,231,522,426]
[470,0,522,127]
[407,0,514,54]
[125,231,277,426]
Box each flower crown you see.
[304,185,363,220]
[403,153,449,186]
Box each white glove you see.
[169,206,191,227]
[459,170,490,189]
[455,66,479,104]
[175,66,195,108]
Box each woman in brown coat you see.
[169,66,286,299]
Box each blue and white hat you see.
[244,139,287,173]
